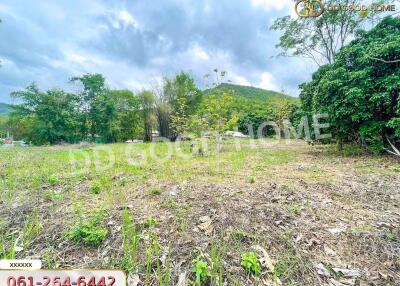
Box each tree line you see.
[3,71,298,145]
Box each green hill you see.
[0,103,12,114]
[206,83,298,104]
[215,83,296,101]
[205,83,299,113]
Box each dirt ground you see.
[0,140,399,285]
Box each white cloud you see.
[110,10,139,29]
[230,74,251,86]
[118,10,139,28]
[189,44,210,61]
[257,72,279,91]
[250,0,293,11]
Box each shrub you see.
[241,251,261,275]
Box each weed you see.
[143,217,158,228]
[47,175,59,186]
[161,198,177,209]
[31,175,42,189]
[42,247,57,268]
[118,177,128,187]
[229,229,255,243]
[287,203,301,215]
[43,190,63,202]
[241,251,261,275]
[341,144,366,156]
[121,208,139,272]
[0,235,15,259]
[282,230,294,242]
[351,224,374,235]
[176,205,190,233]
[384,231,397,241]
[100,176,112,193]
[210,242,224,286]
[144,238,153,286]
[274,253,306,284]
[247,176,256,184]
[67,210,108,246]
[147,186,162,197]
[23,209,42,247]
[193,256,211,285]
[90,181,102,194]
[143,222,171,286]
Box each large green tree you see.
[10,84,81,145]
[299,16,400,152]
[111,90,143,142]
[154,72,202,139]
[70,73,107,140]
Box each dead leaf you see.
[253,245,274,272]
[126,273,140,286]
[313,262,331,278]
[329,278,346,286]
[177,272,186,286]
[324,245,337,256]
[197,216,213,235]
[294,233,303,243]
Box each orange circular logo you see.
[295,0,325,17]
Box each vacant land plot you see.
[0,139,399,285]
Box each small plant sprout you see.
[147,186,162,197]
[47,174,59,186]
[193,256,211,285]
[90,181,102,194]
[241,251,261,275]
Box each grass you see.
[43,190,64,202]
[22,209,42,247]
[0,138,399,285]
[121,208,139,271]
[147,186,162,197]
[0,234,15,259]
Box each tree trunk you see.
[337,138,343,152]
[144,118,152,142]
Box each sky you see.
[0,0,317,103]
